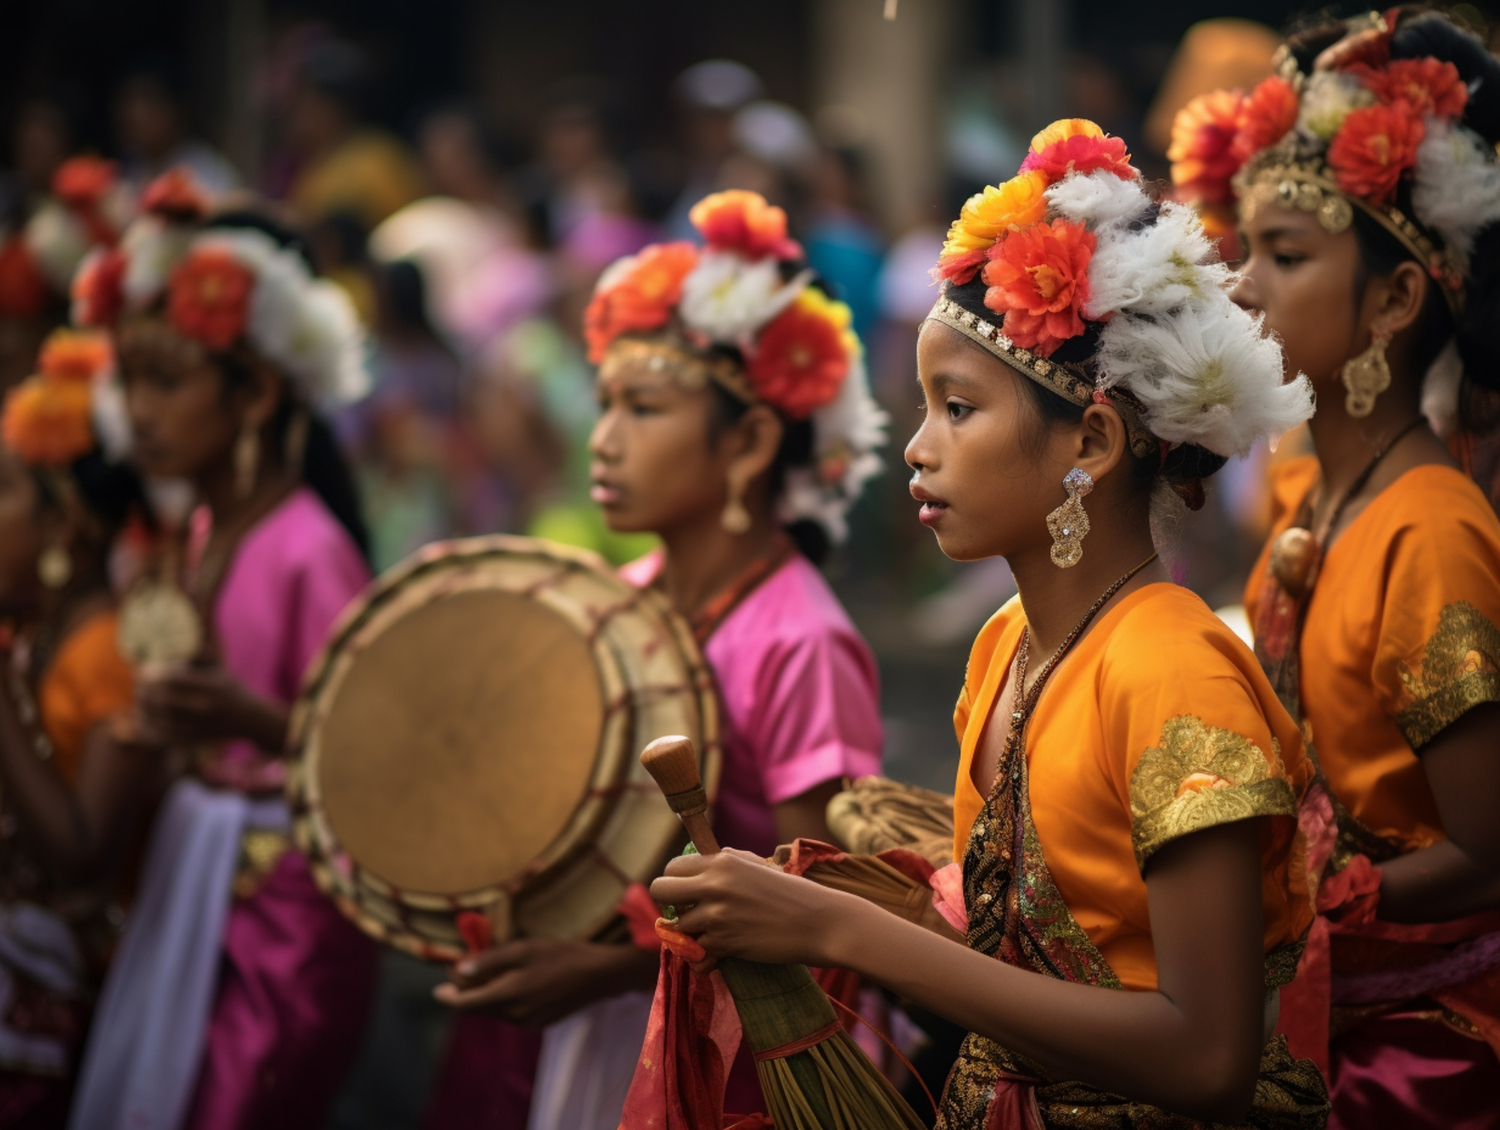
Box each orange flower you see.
[0,238,49,319]
[1362,58,1468,120]
[52,156,116,211]
[981,218,1096,357]
[934,171,1049,285]
[167,247,256,351]
[142,167,210,221]
[1327,102,1424,207]
[690,190,801,260]
[583,241,699,363]
[38,328,112,383]
[1169,90,1246,205]
[2,374,94,467]
[745,289,854,420]
[1232,76,1300,164]
[71,248,127,327]
[1020,120,1136,184]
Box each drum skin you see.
[286,535,720,962]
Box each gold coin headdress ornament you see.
[584,189,887,544]
[928,118,1313,506]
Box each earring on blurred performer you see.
[721,477,752,536]
[234,421,260,499]
[38,544,72,589]
[1341,327,1391,418]
[1047,468,1094,568]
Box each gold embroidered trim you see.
[1130,715,1297,870]
[598,336,759,406]
[1396,601,1500,748]
[232,828,292,899]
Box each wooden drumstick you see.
[641,735,721,856]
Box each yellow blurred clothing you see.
[1245,457,1500,859]
[37,609,134,782]
[951,582,1314,994]
[289,130,424,230]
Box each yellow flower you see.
[1027,119,1105,155]
[935,170,1049,284]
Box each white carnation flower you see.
[90,373,133,462]
[1083,201,1231,319]
[24,202,91,291]
[679,249,807,345]
[1298,71,1375,141]
[1411,117,1500,270]
[1046,170,1151,230]
[119,216,194,311]
[1096,301,1313,457]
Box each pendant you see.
[118,580,204,666]
[1269,527,1320,598]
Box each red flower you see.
[745,290,853,420]
[583,241,699,363]
[0,238,49,318]
[142,167,210,222]
[1021,134,1137,183]
[51,157,116,211]
[71,248,127,327]
[690,190,802,260]
[1232,76,1300,163]
[1363,58,1468,120]
[1169,90,1246,205]
[167,247,255,351]
[1328,102,1424,207]
[981,218,1095,357]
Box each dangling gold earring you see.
[234,421,260,499]
[720,475,752,535]
[1341,327,1392,418]
[1046,468,1093,568]
[38,543,72,589]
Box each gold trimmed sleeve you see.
[1395,601,1500,749]
[1129,715,1298,871]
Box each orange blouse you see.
[1245,458,1500,854]
[952,583,1314,992]
[37,610,135,783]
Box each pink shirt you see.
[621,551,882,855]
[202,488,371,793]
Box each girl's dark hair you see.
[940,276,1227,507]
[33,450,148,560]
[1290,8,1500,432]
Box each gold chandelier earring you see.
[234,420,260,499]
[1341,327,1392,418]
[720,474,752,535]
[1046,468,1094,568]
[38,543,72,589]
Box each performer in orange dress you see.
[646,121,1328,1128]
[1172,10,1500,1128]
[0,328,152,1126]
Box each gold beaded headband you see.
[925,295,1157,459]
[597,336,760,406]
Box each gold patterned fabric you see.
[1395,601,1500,749]
[1129,716,1298,871]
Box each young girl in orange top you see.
[1173,11,1500,1128]
[650,121,1328,1128]
[0,328,152,1126]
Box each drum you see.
[286,536,720,962]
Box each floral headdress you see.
[930,119,1312,482]
[583,190,886,543]
[1170,10,1495,321]
[1,327,118,468]
[72,169,369,414]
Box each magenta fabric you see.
[422,1015,543,1130]
[184,489,378,1130]
[1329,1009,1500,1130]
[620,551,884,857]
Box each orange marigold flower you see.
[142,167,210,221]
[1327,102,1424,207]
[0,238,49,319]
[690,190,801,260]
[981,218,1096,357]
[934,171,1049,285]
[1169,90,1246,205]
[1021,119,1137,183]
[38,328,112,383]
[52,156,116,211]
[167,247,256,351]
[1232,76,1300,163]
[2,374,94,467]
[583,241,699,363]
[1362,58,1468,120]
[71,248,127,327]
[745,289,854,420]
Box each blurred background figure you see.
[113,67,240,200]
